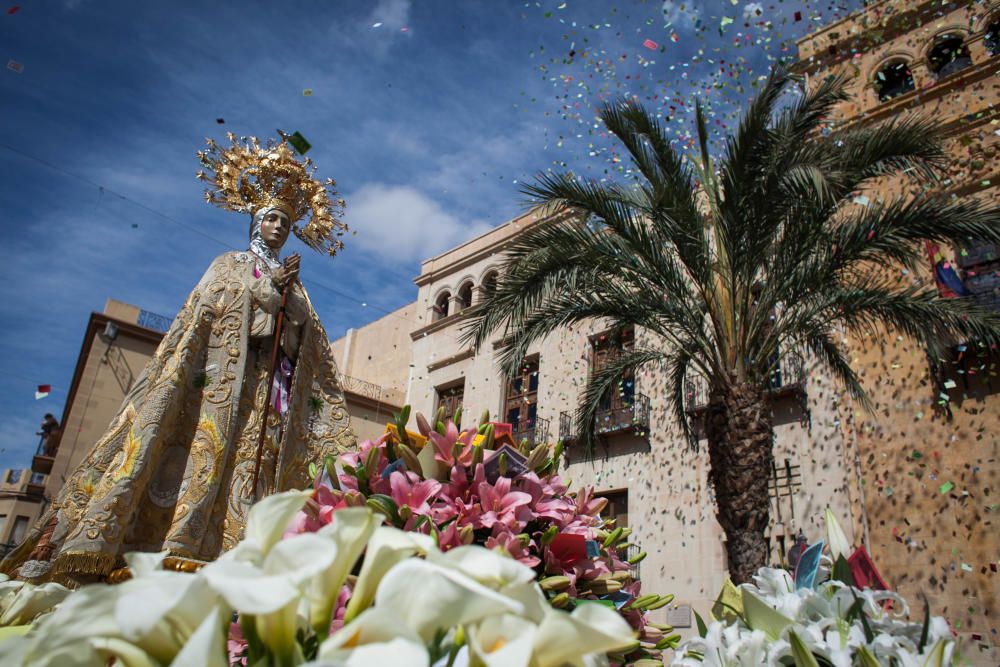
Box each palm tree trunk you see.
[705,381,774,584]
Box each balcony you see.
[559,393,651,443]
[511,416,550,448]
[684,352,807,415]
[27,472,46,497]
[31,433,59,476]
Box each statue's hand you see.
[271,254,301,290]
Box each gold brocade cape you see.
[1,251,356,584]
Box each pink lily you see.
[487,527,540,568]
[428,420,477,467]
[475,476,532,530]
[389,470,441,519]
[573,486,609,517]
[227,621,248,666]
[437,520,474,551]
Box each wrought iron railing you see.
[137,309,173,333]
[35,433,57,458]
[684,351,807,413]
[511,417,549,448]
[558,393,650,442]
[625,543,642,580]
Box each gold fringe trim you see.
[106,555,209,585]
[50,551,123,580]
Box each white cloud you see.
[345,184,493,262]
[367,0,411,30]
[743,3,763,20]
[661,1,699,29]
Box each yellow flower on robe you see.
[114,427,142,482]
[196,415,226,484]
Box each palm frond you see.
[801,332,872,411]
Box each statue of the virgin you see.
[2,134,356,585]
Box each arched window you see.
[874,60,915,102]
[434,292,451,320]
[457,282,473,311]
[928,34,972,78]
[482,271,499,295]
[985,20,1000,57]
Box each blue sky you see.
[0,0,860,468]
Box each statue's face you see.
[260,209,291,249]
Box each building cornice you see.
[409,311,469,341]
[343,389,403,415]
[413,208,577,287]
[427,348,476,373]
[792,0,975,77]
[831,55,1000,131]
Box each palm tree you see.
[462,69,1000,583]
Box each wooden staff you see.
[251,285,288,501]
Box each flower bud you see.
[415,412,432,437]
[550,592,571,608]
[539,576,571,592]
[628,550,647,565]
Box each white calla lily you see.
[3,583,123,665]
[231,489,312,561]
[169,605,228,667]
[116,569,226,664]
[531,600,636,667]
[308,508,376,636]
[0,581,71,626]
[319,607,422,655]
[468,612,537,667]
[204,532,339,613]
[203,531,341,661]
[343,527,435,622]
[311,635,430,667]
[430,544,536,590]
[375,558,525,642]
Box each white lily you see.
[824,507,851,561]
[375,558,525,642]
[343,526,435,622]
[531,601,636,667]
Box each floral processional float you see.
[0,405,962,666]
[0,406,675,667]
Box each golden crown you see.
[196,133,347,256]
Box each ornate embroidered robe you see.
[2,251,355,584]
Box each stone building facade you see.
[401,209,858,634]
[0,468,45,558]
[795,0,1000,658]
